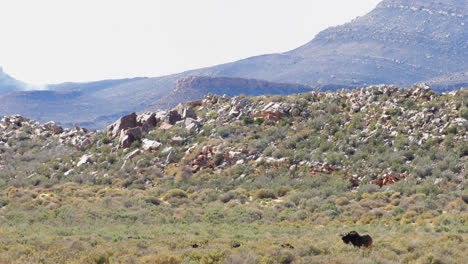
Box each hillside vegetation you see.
[0,85,467,263]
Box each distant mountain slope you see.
[48,77,148,93]
[145,76,317,111]
[422,71,468,92]
[0,76,181,128]
[0,67,27,94]
[190,0,467,86]
[0,90,121,128]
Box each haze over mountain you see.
[0,0,466,129]
[0,67,28,94]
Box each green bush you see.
[255,189,276,200]
[162,189,188,201]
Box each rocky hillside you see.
[1,85,467,262]
[2,85,467,189]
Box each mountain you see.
[145,76,317,111]
[0,77,176,128]
[0,67,27,94]
[189,0,466,86]
[0,0,466,128]
[423,71,468,92]
[0,90,119,128]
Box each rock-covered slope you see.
[1,86,467,264]
[2,84,468,190]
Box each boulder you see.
[185,118,200,132]
[137,112,157,132]
[118,127,142,149]
[171,136,184,145]
[107,113,137,138]
[182,107,197,119]
[142,139,162,151]
[165,110,181,125]
[43,121,63,135]
[77,154,93,167]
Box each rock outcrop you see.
[107,113,137,138]
[118,127,142,149]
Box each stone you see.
[137,112,157,132]
[165,110,181,125]
[43,121,63,135]
[142,139,162,151]
[171,136,184,145]
[77,154,93,167]
[166,151,177,163]
[119,134,133,149]
[107,113,137,138]
[125,149,141,160]
[182,107,197,120]
[118,127,142,148]
[185,118,200,132]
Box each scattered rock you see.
[125,149,141,160]
[166,151,177,163]
[142,139,162,151]
[77,154,93,167]
[43,121,63,135]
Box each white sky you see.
[0,0,381,84]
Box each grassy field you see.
[0,184,466,263]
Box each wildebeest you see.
[462,194,468,204]
[281,243,295,249]
[342,231,373,250]
[231,241,241,248]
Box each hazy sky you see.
[0,0,381,84]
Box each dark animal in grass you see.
[342,231,373,250]
[191,243,199,248]
[231,241,241,248]
[462,194,468,204]
[281,243,294,249]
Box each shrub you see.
[358,184,381,194]
[141,253,182,264]
[255,189,276,200]
[459,107,468,119]
[254,118,265,125]
[162,189,188,201]
[219,192,235,203]
[146,197,162,205]
[242,116,253,125]
[277,186,291,197]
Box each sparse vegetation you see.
[0,86,467,262]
